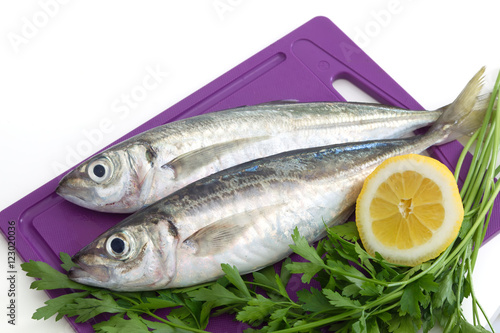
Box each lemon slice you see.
[356,154,463,266]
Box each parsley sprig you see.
[22,70,500,332]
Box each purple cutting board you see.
[1,16,499,333]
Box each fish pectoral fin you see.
[183,222,246,256]
[182,204,284,256]
[161,136,271,179]
[137,167,155,206]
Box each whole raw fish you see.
[68,69,485,291]
[57,98,478,213]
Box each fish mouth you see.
[56,185,88,203]
[56,174,89,200]
[68,259,110,283]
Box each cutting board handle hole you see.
[332,78,379,103]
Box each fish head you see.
[56,146,153,213]
[68,214,179,291]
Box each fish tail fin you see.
[472,92,494,114]
[431,67,487,145]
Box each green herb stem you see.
[112,293,140,306]
[323,265,390,287]
[460,90,497,200]
[272,308,362,333]
[274,289,405,333]
[455,130,480,183]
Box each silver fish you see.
[68,69,485,291]
[58,98,474,213]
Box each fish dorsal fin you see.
[232,99,300,109]
[223,100,301,111]
[182,204,284,256]
[161,136,271,179]
[253,99,299,106]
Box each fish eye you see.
[106,232,134,260]
[88,157,113,184]
[111,238,125,253]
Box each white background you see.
[1,1,500,332]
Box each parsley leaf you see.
[289,227,325,266]
[328,221,360,242]
[32,291,90,321]
[400,282,426,318]
[221,264,251,298]
[296,287,332,313]
[236,294,275,325]
[63,291,125,323]
[21,259,93,291]
[323,289,362,310]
